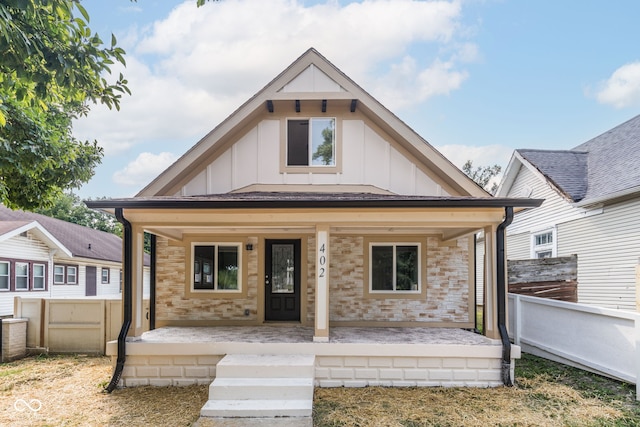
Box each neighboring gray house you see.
[497,114,640,310]
[0,206,150,316]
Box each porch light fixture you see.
[245,243,254,251]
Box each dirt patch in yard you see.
[1,354,208,426]
[1,353,638,426]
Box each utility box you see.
[1,318,27,362]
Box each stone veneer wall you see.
[155,234,469,324]
[155,237,259,322]
[325,235,470,323]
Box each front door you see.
[265,239,301,321]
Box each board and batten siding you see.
[505,164,589,237]
[558,198,640,310]
[181,118,445,197]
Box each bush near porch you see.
[1,353,638,426]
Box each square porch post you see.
[483,224,499,340]
[128,224,146,338]
[314,225,330,342]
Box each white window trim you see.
[530,227,557,258]
[101,267,110,284]
[54,265,65,284]
[286,117,336,167]
[191,242,243,293]
[368,242,421,294]
[0,261,10,291]
[33,263,46,290]
[15,262,29,291]
[66,266,77,285]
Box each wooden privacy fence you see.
[508,255,578,302]
[13,297,149,355]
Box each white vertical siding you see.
[558,198,640,310]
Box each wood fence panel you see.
[508,255,578,302]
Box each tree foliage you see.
[0,0,129,210]
[34,192,122,235]
[462,160,502,194]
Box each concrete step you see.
[200,399,312,418]
[215,354,315,379]
[209,377,314,400]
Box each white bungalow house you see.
[497,114,640,311]
[0,206,150,317]
[87,49,540,419]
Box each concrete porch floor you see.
[136,325,494,346]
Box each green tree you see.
[0,0,129,210]
[462,160,502,194]
[34,192,122,236]
[312,124,334,165]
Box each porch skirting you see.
[106,327,519,389]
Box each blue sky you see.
[74,0,640,198]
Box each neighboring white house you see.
[497,114,640,311]
[0,206,150,316]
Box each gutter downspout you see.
[105,208,132,393]
[496,206,514,386]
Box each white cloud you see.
[113,152,178,187]
[74,0,474,156]
[593,61,640,108]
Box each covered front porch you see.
[107,325,518,388]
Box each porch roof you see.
[86,191,543,210]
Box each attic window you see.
[287,118,335,166]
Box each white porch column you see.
[314,225,330,342]
[483,224,499,340]
[129,224,145,339]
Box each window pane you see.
[396,246,418,291]
[33,264,45,290]
[536,250,552,259]
[287,120,309,166]
[271,244,295,294]
[102,268,109,283]
[371,246,393,291]
[54,265,65,283]
[311,118,335,166]
[218,246,239,290]
[0,262,8,290]
[194,246,215,289]
[67,266,77,284]
[16,263,28,290]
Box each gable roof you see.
[516,149,588,202]
[0,220,73,257]
[499,114,640,206]
[0,206,123,263]
[138,48,488,199]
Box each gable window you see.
[192,243,241,292]
[15,262,29,290]
[531,229,556,258]
[287,118,335,166]
[0,261,9,291]
[101,268,110,284]
[369,243,420,293]
[33,264,45,290]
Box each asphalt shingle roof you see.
[0,206,123,263]
[517,114,640,204]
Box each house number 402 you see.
[318,243,326,278]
